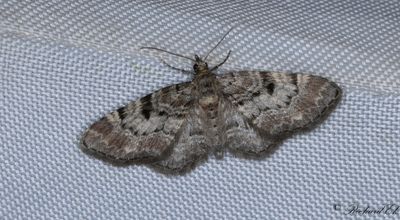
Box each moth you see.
[81,30,342,174]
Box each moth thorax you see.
[197,68,208,75]
[199,95,219,111]
[195,67,209,76]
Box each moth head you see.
[193,55,209,75]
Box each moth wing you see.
[217,71,341,154]
[219,99,277,156]
[149,105,212,174]
[81,82,194,162]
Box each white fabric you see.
[1,0,399,219]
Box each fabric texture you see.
[1,0,399,219]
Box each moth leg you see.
[160,59,193,75]
[209,50,231,72]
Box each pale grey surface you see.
[1,0,400,219]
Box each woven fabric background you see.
[1,0,399,219]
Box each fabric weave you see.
[1,1,399,219]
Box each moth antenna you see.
[209,50,231,72]
[140,46,195,62]
[204,27,234,61]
